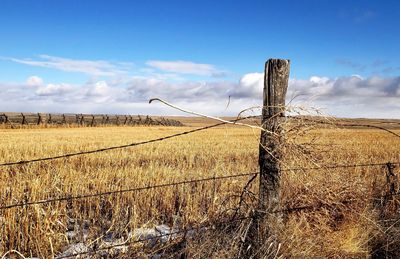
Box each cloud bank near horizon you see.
[1,55,399,118]
[1,73,399,119]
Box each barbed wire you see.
[282,161,400,172]
[1,161,398,211]
[277,189,400,215]
[338,118,400,127]
[0,172,258,210]
[289,116,400,138]
[0,116,260,168]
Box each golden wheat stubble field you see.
[0,118,399,258]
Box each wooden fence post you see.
[21,113,26,125]
[48,113,52,124]
[385,162,397,196]
[37,113,42,125]
[3,114,9,124]
[62,114,66,124]
[91,115,95,127]
[259,58,290,213]
[148,116,154,125]
[245,59,290,257]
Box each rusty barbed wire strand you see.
[1,161,399,210]
[282,161,400,172]
[287,116,400,138]
[0,172,258,210]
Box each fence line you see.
[1,161,398,211]
[0,113,183,127]
[0,115,259,167]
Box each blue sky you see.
[0,0,399,118]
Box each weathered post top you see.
[263,59,290,118]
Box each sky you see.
[0,0,399,118]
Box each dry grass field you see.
[0,118,400,258]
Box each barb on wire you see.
[0,172,258,210]
[0,115,259,168]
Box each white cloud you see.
[36,83,74,96]
[26,76,44,87]
[231,72,263,98]
[309,76,330,84]
[146,60,226,77]
[9,55,131,76]
[84,81,126,103]
[87,81,111,97]
[0,74,399,118]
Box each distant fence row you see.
[0,112,183,127]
